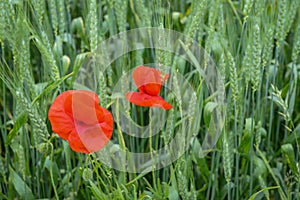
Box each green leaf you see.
[238,118,253,154]
[35,82,49,95]
[6,112,28,145]
[192,139,209,182]
[9,167,34,200]
[253,155,267,176]
[71,53,89,85]
[178,40,206,78]
[284,123,300,144]
[71,17,85,36]
[126,170,149,186]
[89,181,107,199]
[281,143,299,175]
[256,146,287,200]
[248,186,280,200]
[60,33,76,49]
[31,72,73,105]
[203,102,218,128]
[168,185,179,200]
[62,55,71,75]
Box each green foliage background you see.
[0,0,299,199]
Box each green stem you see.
[50,144,59,200]
[268,46,279,147]
[227,0,242,26]
[249,91,255,195]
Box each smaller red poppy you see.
[48,90,113,154]
[125,66,172,110]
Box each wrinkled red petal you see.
[65,90,105,125]
[75,124,112,153]
[48,90,114,154]
[75,107,113,153]
[48,91,75,140]
[126,92,172,110]
[99,107,114,134]
[132,66,168,96]
[67,130,89,153]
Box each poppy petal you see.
[49,90,114,154]
[75,124,112,153]
[132,66,164,96]
[67,130,89,153]
[48,91,76,140]
[126,92,172,110]
[99,107,114,134]
[75,107,113,153]
[65,90,105,125]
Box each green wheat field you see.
[0,0,300,199]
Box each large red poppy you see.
[125,66,172,110]
[48,90,113,154]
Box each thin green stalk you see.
[227,182,231,200]
[249,91,255,195]
[206,150,216,200]
[149,108,158,191]
[267,46,278,147]
[90,154,108,194]
[234,100,238,200]
[50,144,59,199]
[227,0,242,26]
[211,151,221,199]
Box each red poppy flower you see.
[125,66,172,110]
[48,90,113,154]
